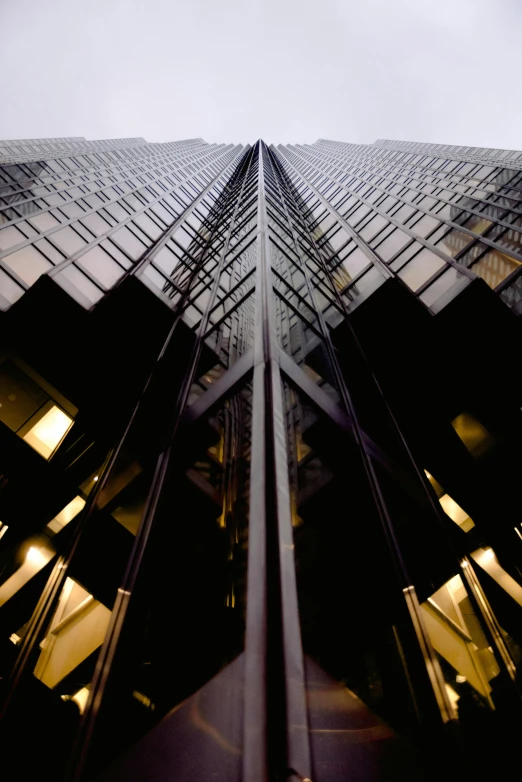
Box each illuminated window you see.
[451,412,493,457]
[45,496,86,536]
[471,547,522,607]
[23,405,73,459]
[439,494,475,532]
[34,577,111,689]
[0,541,54,607]
[425,470,475,532]
[421,573,499,707]
[67,686,90,714]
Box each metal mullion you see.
[219,234,257,278]
[266,206,295,240]
[270,231,338,307]
[271,267,319,322]
[223,212,253,247]
[203,286,255,337]
[339,262,373,294]
[186,151,258,347]
[223,222,258,257]
[243,143,311,782]
[269,148,351,365]
[270,235,342,315]
[227,205,259,242]
[209,266,256,316]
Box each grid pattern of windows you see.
[278,139,522,310]
[3,134,522,314]
[0,137,243,308]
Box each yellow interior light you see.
[23,406,73,459]
[70,687,90,714]
[439,494,475,532]
[451,413,493,457]
[46,496,86,535]
[26,546,49,567]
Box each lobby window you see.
[421,573,500,712]
[0,358,76,459]
[451,412,494,457]
[22,404,73,459]
[425,470,475,532]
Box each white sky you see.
[1,0,521,149]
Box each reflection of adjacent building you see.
[0,136,522,782]
[444,168,522,290]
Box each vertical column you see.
[243,143,311,782]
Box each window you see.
[77,246,126,289]
[471,249,521,289]
[55,264,104,305]
[374,228,411,261]
[420,266,468,308]
[439,494,475,532]
[437,229,473,258]
[342,246,370,278]
[51,225,86,255]
[408,213,441,238]
[46,496,86,536]
[398,248,446,291]
[2,245,52,285]
[0,224,26,251]
[0,269,24,306]
[29,212,61,232]
[451,412,494,457]
[23,404,73,459]
[33,577,111,689]
[111,226,148,261]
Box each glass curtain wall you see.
[1,136,522,782]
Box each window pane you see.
[374,229,411,261]
[420,266,468,307]
[111,226,147,260]
[0,225,26,251]
[342,246,370,278]
[152,246,178,275]
[437,229,474,258]
[51,226,86,255]
[0,269,24,305]
[77,247,126,290]
[56,264,104,305]
[2,245,52,285]
[23,405,73,459]
[409,213,441,239]
[398,248,446,291]
[471,249,521,289]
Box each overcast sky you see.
[1,0,521,149]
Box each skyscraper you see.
[0,135,521,781]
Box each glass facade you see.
[0,135,522,782]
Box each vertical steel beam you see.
[243,142,311,782]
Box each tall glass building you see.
[0,135,521,781]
